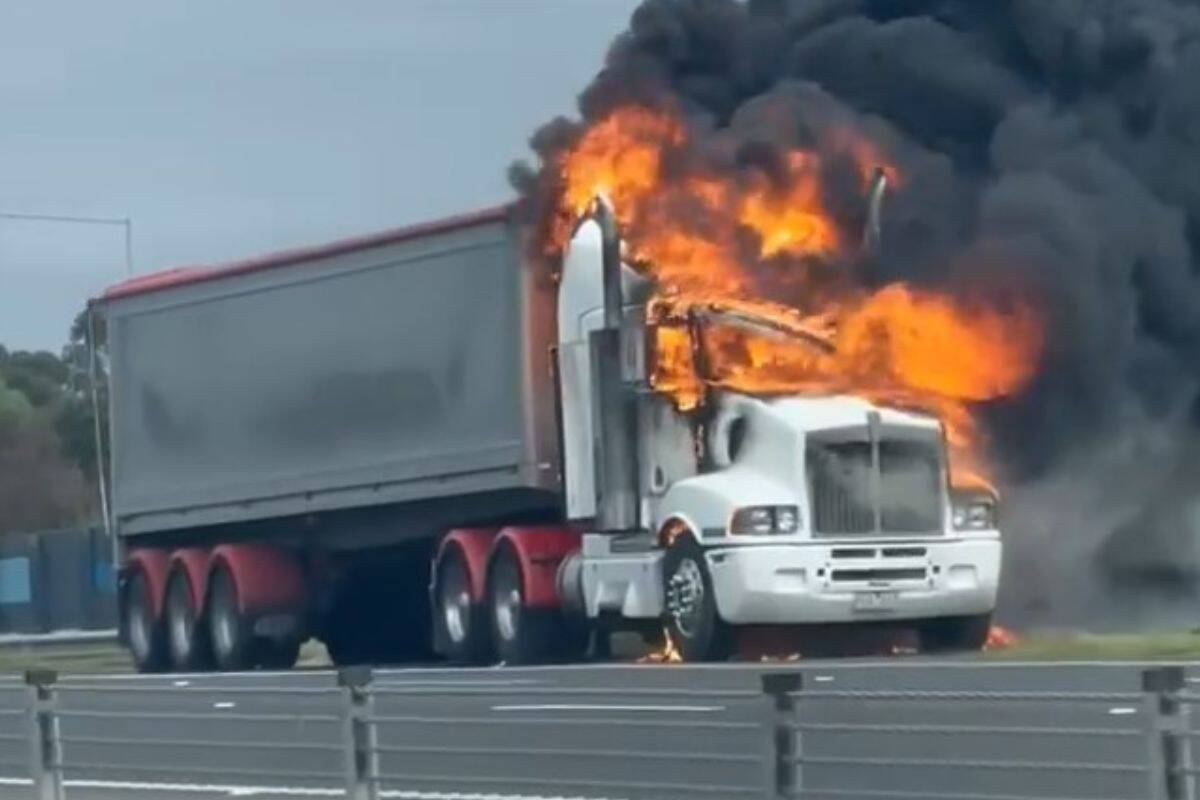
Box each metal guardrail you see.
[0,630,117,651]
[0,666,1193,799]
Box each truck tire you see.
[917,613,992,653]
[662,536,731,662]
[435,551,491,664]
[208,566,255,671]
[126,570,168,673]
[488,544,557,665]
[165,571,213,671]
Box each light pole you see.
[0,211,133,277]
[0,210,131,544]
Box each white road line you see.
[0,775,590,799]
[0,777,340,797]
[375,680,545,688]
[814,675,835,683]
[490,703,724,713]
[213,701,237,709]
[1108,707,1138,715]
[65,668,320,682]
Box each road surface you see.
[0,659,1191,799]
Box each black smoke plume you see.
[511,0,1200,629]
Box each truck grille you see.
[831,568,927,583]
[807,433,943,537]
[808,441,874,535]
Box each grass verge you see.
[0,640,130,675]
[984,630,1200,661]
[0,638,331,675]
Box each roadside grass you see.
[0,642,131,675]
[985,629,1200,661]
[4,631,1199,674]
[0,639,332,676]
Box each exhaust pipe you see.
[863,167,888,253]
[588,196,640,533]
[595,196,623,332]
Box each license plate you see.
[853,591,898,612]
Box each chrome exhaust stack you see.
[863,167,888,254]
[588,197,641,533]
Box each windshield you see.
[650,304,838,411]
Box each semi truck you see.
[93,199,1002,672]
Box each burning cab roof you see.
[756,394,943,432]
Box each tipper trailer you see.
[95,201,1002,672]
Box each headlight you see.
[730,505,800,535]
[952,491,997,531]
[775,506,799,533]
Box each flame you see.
[738,152,840,258]
[985,625,1019,650]
[838,285,1041,404]
[639,629,684,664]
[549,105,1043,483]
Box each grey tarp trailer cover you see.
[99,206,560,538]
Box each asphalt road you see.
[0,659,1193,799]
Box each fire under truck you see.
[92,195,1001,672]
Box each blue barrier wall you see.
[0,527,116,635]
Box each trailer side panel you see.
[105,216,556,536]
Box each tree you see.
[0,373,33,430]
[56,309,109,483]
[0,314,103,534]
[0,348,68,408]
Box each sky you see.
[0,0,641,351]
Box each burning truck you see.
[93,105,1035,670]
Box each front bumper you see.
[706,537,1000,625]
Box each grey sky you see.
[0,1,640,351]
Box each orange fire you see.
[639,629,684,664]
[549,105,1043,483]
[738,152,840,259]
[985,625,1019,650]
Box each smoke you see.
[512,0,1200,629]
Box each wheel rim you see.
[211,576,237,659]
[440,561,472,645]
[666,557,705,639]
[167,579,194,660]
[496,587,520,642]
[214,606,235,657]
[493,558,521,643]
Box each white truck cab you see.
[557,209,1001,660]
[663,393,1001,631]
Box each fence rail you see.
[0,666,1194,799]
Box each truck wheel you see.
[165,572,213,671]
[436,551,490,664]
[208,567,254,671]
[918,613,992,653]
[126,571,168,673]
[488,545,556,665]
[662,536,731,662]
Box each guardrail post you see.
[1143,666,1187,800]
[339,666,378,800]
[24,669,63,800]
[761,672,802,799]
